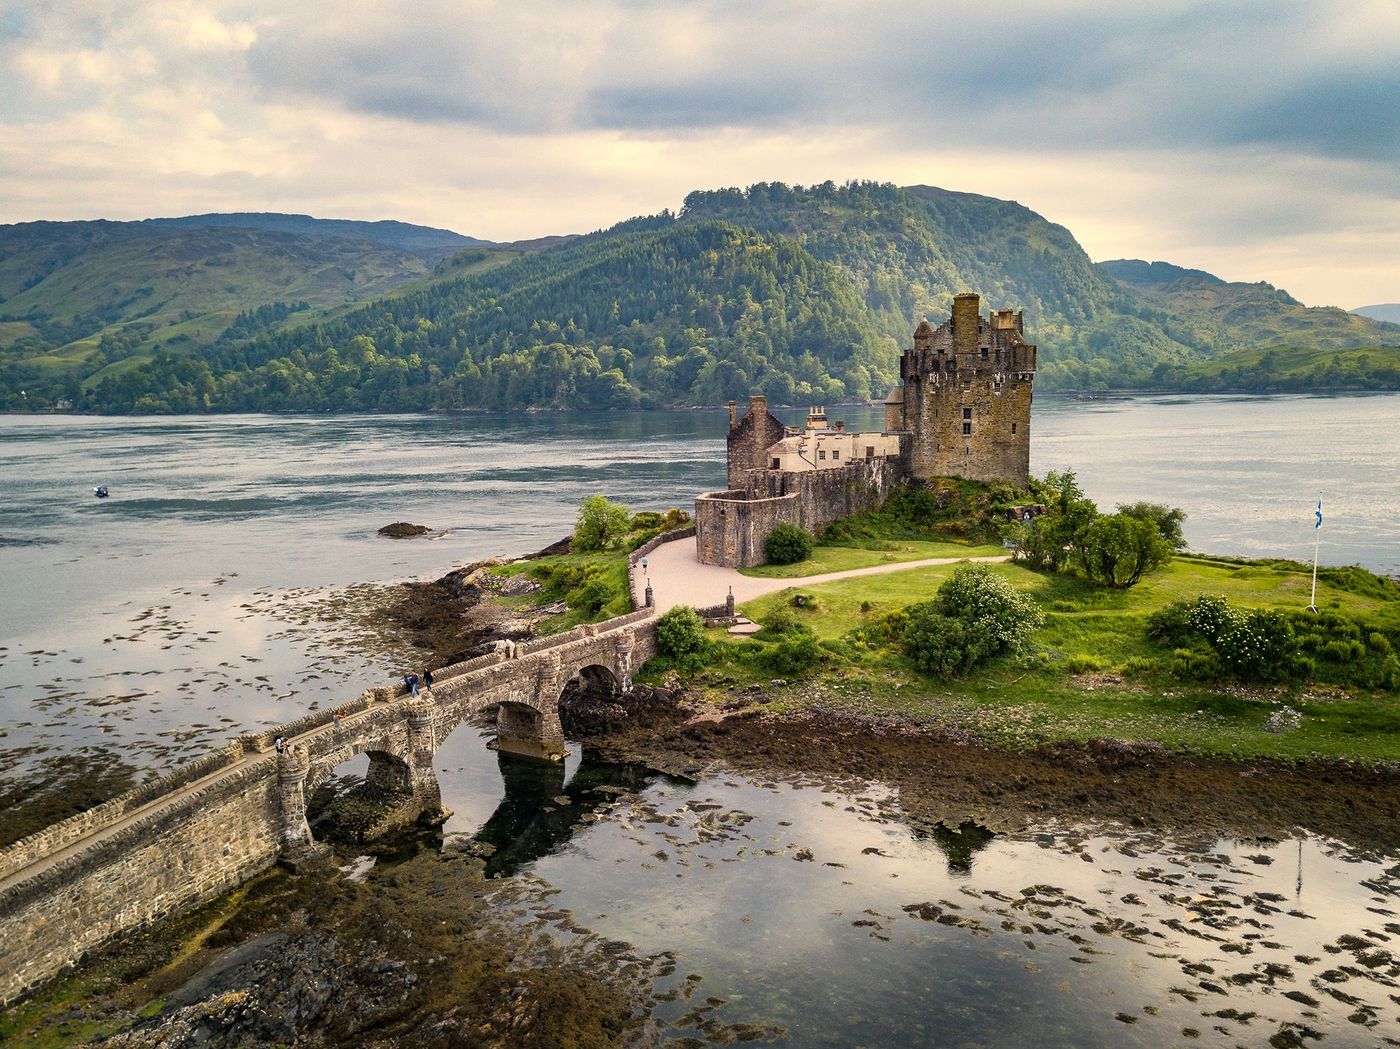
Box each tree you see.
[1077,513,1173,588]
[1118,501,1188,550]
[573,495,630,552]
[765,523,815,565]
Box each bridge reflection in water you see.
[309,735,666,880]
[472,748,658,877]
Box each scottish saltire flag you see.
[1315,499,1323,529]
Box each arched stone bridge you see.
[0,608,658,1006]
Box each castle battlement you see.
[888,292,1036,485]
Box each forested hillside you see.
[4,183,1396,412]
[0,214,493,410]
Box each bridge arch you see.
[565,662,621,698]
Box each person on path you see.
[409,673,419,697]
[422,669,433,691]
[274,736,285,754]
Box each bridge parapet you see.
[0,742,248,884]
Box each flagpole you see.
[1308,495,1321,613]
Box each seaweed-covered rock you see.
[377,522,432,538]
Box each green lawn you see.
[739,540,1005,579]
[679,553,1400,763]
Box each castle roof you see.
[914,318,935,336]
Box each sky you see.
[2,0,1397,308]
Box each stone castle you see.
[696,293,1036,567]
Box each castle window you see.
[832,449,840,460]
[1011,423,1017,434]
[866,446,874,459]
[818,450,826,461]
[980,347,988,360]
[771,457,780,469]
[963,422,972,436]
[962,407,972,420]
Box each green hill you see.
[4,184,1397,412]
[1098,259,1399,380]
[1151,343,1400,392]
[0,216,497,402]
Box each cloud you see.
[1,0,1398,307]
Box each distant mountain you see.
[1096,259,1395,368]
[1353,303,1400,324]
[3,183,1397,412]
[0,214,502,398]
[1098,259,1223,287]
[132,213,489,257]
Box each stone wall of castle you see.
[695,489,800,568]
[726,395,786,489]
[696,456,902,567]
[896,294,1036,486]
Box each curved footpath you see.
[632,534,1010,614]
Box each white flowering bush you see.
[934,563,1044,653]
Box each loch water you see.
[2,393,1399,1046]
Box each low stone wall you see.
[0,757,283,1005]
[0,743,248,883]
[628,525,696,608]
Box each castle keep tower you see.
[884,293,1036,485]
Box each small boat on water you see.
[94,486,109,499]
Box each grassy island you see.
[646,478,1400,765]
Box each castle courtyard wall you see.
[696,457,902,567]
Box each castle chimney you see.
[749,394,767,416]
[953,293,980,359]
[728,400,737,428]
[835,420,845,432]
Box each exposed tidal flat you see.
[3,394,1400,1046]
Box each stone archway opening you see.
[304,747,440,846]
[490,700,567,762]
[558,663,629,737]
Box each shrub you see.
[934,563,1044,654]
[656,606,706,665]
[629,511,664,530]
[566,578,613,615]
[757,630,822,676]
[755,608,804,639]
[1146,600,1195,645]
[660,507,691,531]
[574,495,630,552]
[1213,609,1297,682]
[1185,594,1234,641]
[1077,513,1173,588]
[901,605,986,677]
[766,523,815,565]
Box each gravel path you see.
[633,535,1010,614]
